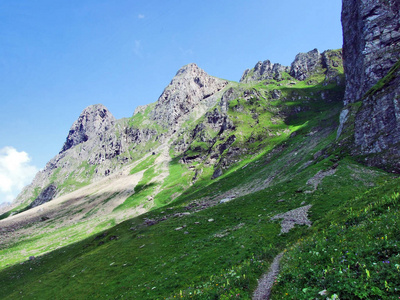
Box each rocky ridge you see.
[150,63,228,128]
[10,49,344,212]
[240,48,344,84]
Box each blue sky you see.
[0,0,343,204]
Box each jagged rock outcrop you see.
[241,49,344,84]
[61,104,116,152]
[322,50,344,85]
[29,184,57,208]
[342,0,400,105]
[240,60,289,83]
[290,48,322,81]
[12,104,158,209]
[340,0,400,171]
[150,63,228,127]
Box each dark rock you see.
[342,0,400,105]
[29,184,57,208]
[94,233,107,240]
[271,89,282,99]
[211,167,223,179]
[340,0,400,171]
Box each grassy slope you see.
[1,62,399,299]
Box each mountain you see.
[0,0,399,299]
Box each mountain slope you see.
[1,0,400,297]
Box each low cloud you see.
[138,14,145,19]
[0,147,38,204]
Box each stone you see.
[290,49,322,81]
[150,63,228,128]
[61,104,115,153]
[342,0,400,105]
[29,184,57,208]
[240,60,289,83]
[211,167,223,179]
[340,0,400,172]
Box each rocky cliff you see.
[340,0,400,171]
[240,48,344,84]
[150,63,228,128]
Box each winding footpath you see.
[252,252,284,300]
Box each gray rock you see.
[290,49,322,81]
[341,0,400,172]
[240,60,289,83]
[150,63,228,128]
[61,104,115,153]
[29,184,57,208]
[342,0,400,105]
[211,167,223,179]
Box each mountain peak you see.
[150,64,228,127]
[175,63,201,76]
[61,104,115,153]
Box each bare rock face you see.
[341,0,400,171]
[29,184,57,208]
[150,63,228,127]
[240,60,289,83]
[290,48,322,81]
[240,49,344,84]
[62,104,116,152]
[342,0,400,105]
[322,49,345,85]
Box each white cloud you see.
[133,40,143,57]
[138,14,145,19]
[0,147,38,204]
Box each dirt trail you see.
[253,252,284,300]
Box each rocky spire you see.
[240,60,289,83]
[290,49,322,81]
[61,104,116,153]
[150,63,228,127]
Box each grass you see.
[272,178,400,299]
[129,153,159,175]
[0,137,393,299]
[364,58,400,98]
[2,51,398,299]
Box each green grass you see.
[153,157,193,207]
[2,53,398,299]
[364,58,400,98]
[272,179,400,300]
[129,153,159,175]
[114,166,159,212]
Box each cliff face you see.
[341,0,400,171]
[61,104,116,153]
[150,63,228,128]
[342,0,400,105]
